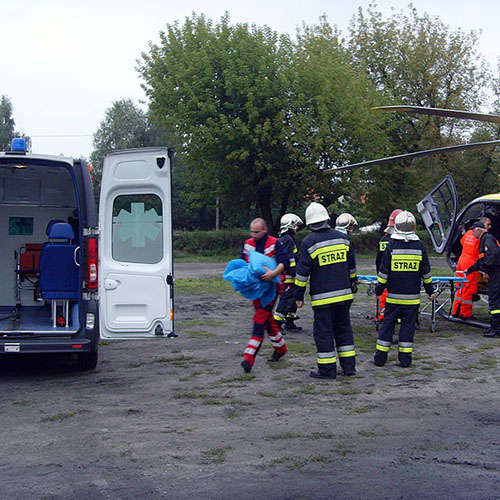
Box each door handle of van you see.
[104,279,120,290]
[74,246,81,267]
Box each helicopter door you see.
[416,174,458,254]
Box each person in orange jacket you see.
[452,216,492,320]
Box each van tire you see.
[76,351,98,370]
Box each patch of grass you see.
[414,440,448,451]
[297,384,319,395]
[39,410,82,423]
[352,406,372,414]
[174,391,212,399]
[259,391,277,397]
[267,455,307,469]
[358,426,389,438]
[286,342,316,355]
[354,334,375,353]
[176,278,232,295]
[311,432,334,440]
[432,331,457,338]
[333,443,355,456]
[177,319,225,328]
[201,447,230,465]
[216,373,256,384]
[479,357,496,368]
[186,329,215,338]
[228,399,252,406]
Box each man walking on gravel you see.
[240,218,288,372]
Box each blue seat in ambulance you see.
[39,222,79,326]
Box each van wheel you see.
[76,351,98,370]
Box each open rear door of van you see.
[99,147,174,339]
[416,174,459,254]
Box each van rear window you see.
[112,194,163,264]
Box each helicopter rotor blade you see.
[324,140,500,173]
[374,105,500,124]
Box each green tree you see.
[348,4,492,220]
[138,14,389,232]
[0,95,15,151]
[0,95,30,152]
[90,98,165,185]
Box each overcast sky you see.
[2,0,499,159]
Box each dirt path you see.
[1,259,499,499]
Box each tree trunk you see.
[257,188,275,235]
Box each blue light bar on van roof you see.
[11,138,27,153]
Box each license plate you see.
[4,343,20,352]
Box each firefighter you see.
[294,202,357,379]
[335,213,357,236]
[452,216,491,320]
[376,209,402,324]
[274,213,303,332]
[465,221,500,337]
[374,211,434,368]
[240,218,288,372]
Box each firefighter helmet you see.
[335,213,357,231]
[305,202,329,226]
[280,213,303,235]
[387,209,403,227]
[394,210,417,235]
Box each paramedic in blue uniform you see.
[274,213,303,331]
[294,202,357,379]
[466,221,500,338]
[374,210,434,367]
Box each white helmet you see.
[394,210,417,235]
[305,202,329,226]
[335,213,357,231]
[280,213,303,235]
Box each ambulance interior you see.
[0,162,81,334]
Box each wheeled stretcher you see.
[358,274,468,332]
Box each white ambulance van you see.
[0,139,174,369]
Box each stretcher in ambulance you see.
[0,139,174,369]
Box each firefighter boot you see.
[241,360,252,373]
[267,351,285,362]
[398,351,412,368]
[374,350,388,367]
[310,368,337,379]
[483,315,500,338]
[284,318,302,332]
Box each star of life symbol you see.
[115,202,160,247]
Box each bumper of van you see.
[0,338,94,354]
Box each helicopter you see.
[324,105,500,329]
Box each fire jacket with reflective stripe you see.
[467,232,500,274]
[375,237,433,306]
[279,232,298,283]
[240,234,288,268]
[376,233,391,273]
[294,227,356,308]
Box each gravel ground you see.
[1,258,499,500]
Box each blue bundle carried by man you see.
[223,250,281,307]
